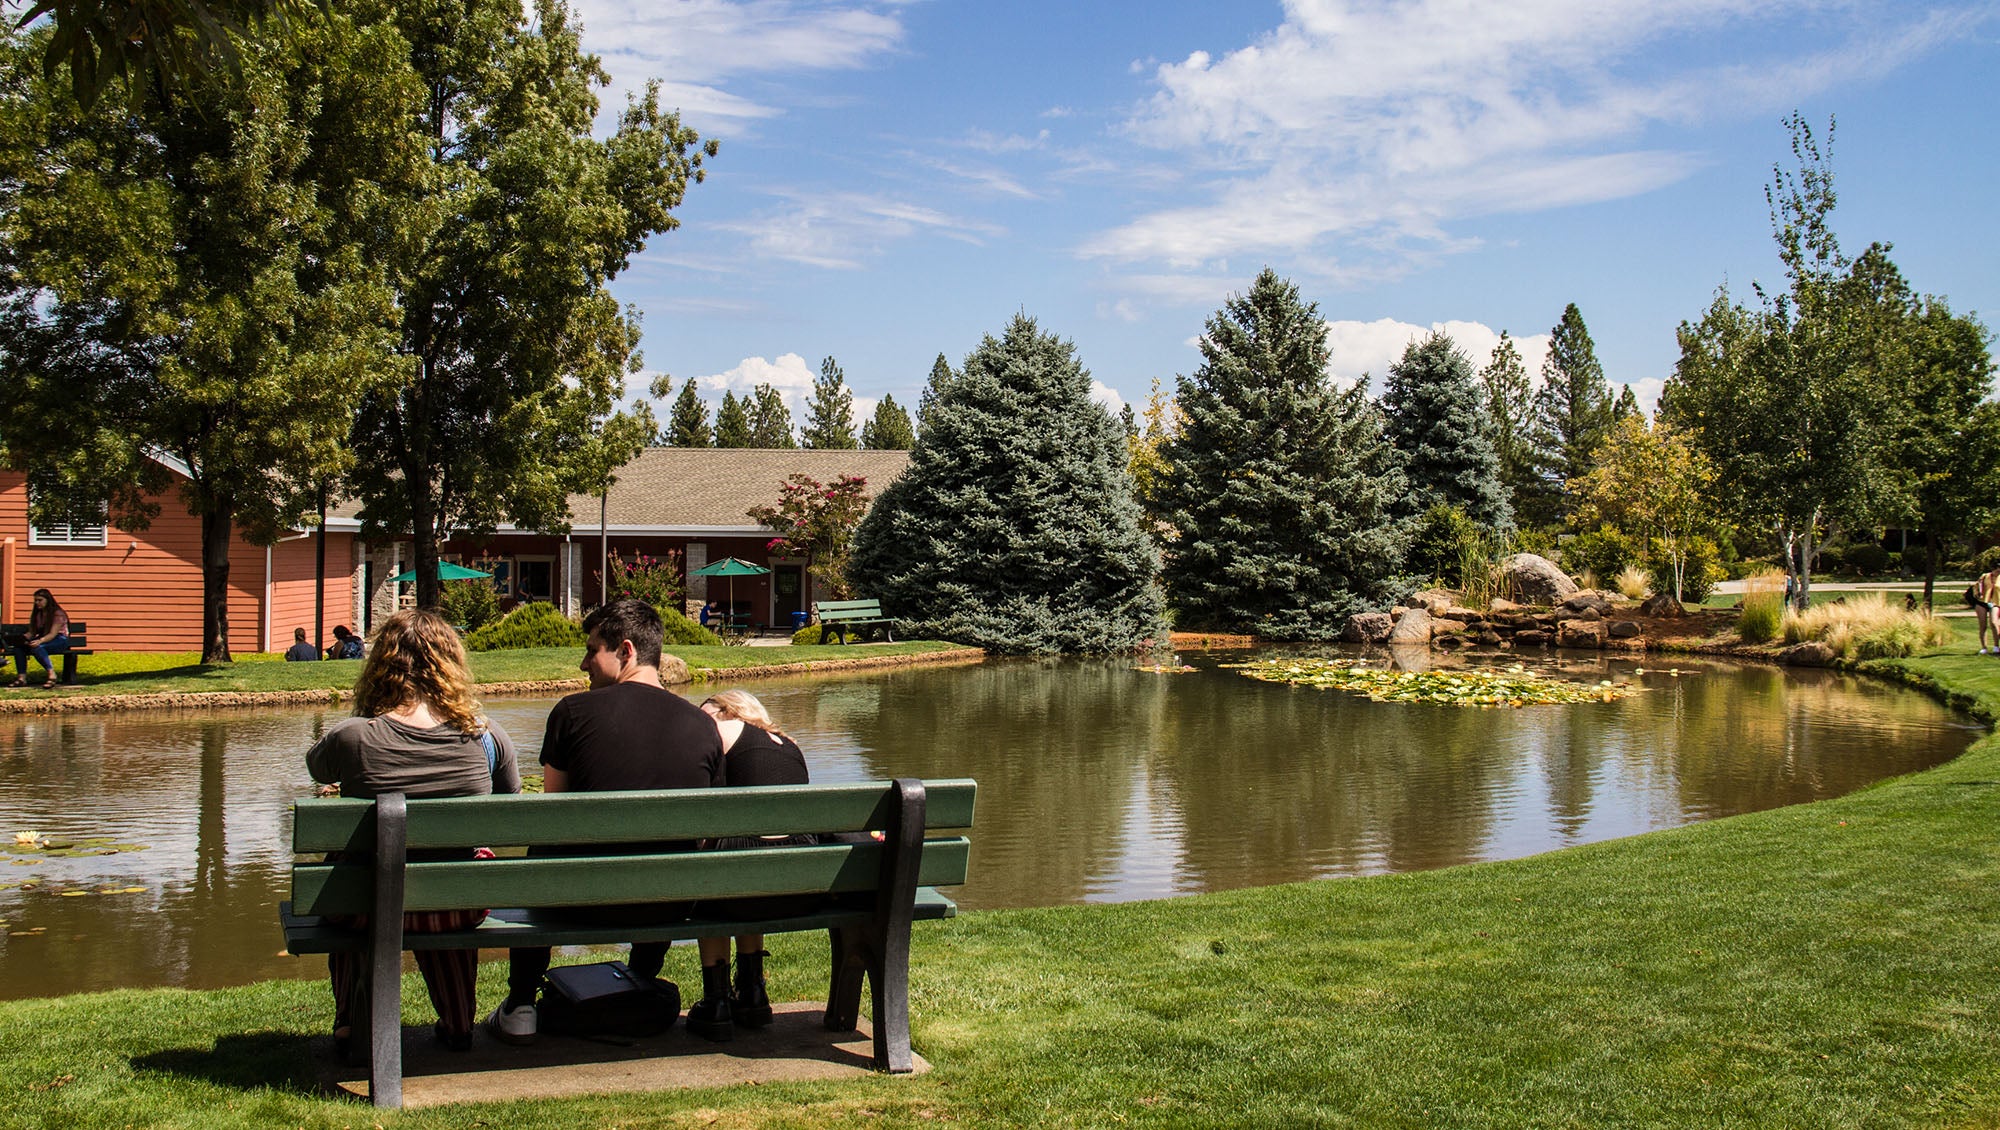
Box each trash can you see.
[790,611,810,630]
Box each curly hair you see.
[351,609,484,734]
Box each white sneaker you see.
[486,1002,537,1044]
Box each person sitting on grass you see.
[9,588,69,689]
[326,624,365,660]
[283,627,319,662]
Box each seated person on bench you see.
[9,589,69,689]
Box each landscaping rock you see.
[1389,607,1434,644]
[1560,593,1616,616]
[1605,636,1646,653]
[1439,606,1485,625]
[1488,597,1523,614]
[1409,589,1456,615]
[1639,593,1688,618]
[1343,612,1394,644]
[1556,619,1605,649]
[1607,620,1642,639]
[1477,630,1504,645]
[1581,607,1603,622]
[1513,629,1552,647]
[1436,633,1467,649]
[1781,641,1838,667]
[660,655,692,685]
[1498,553,1578,605]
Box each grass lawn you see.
[0,642,967,698]
[3,644,1999,1126]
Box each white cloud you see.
[573,0,908,126]
[718,190,1004,268]
[1084,1,1978,288]
[699,353,818,403]
[1090,380,1128,415]
[1322,319,1552,392]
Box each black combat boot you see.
[732,950,773,1028]
[686,959,734,1041]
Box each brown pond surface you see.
[0,650,1980,1000]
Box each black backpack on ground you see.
[537,961,680,1039]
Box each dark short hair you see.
[332,625,352,639]
[294,627,308,639]
[583,600,664,669]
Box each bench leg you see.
[60,654,78,686]
[824,925,866,1032]
[369,794,408,1108]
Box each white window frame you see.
[26,488,108,547]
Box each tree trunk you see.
[1796,526,1815,612]
[200,502,235,664]
[411,485,440,611]
[1923,530,1938,613]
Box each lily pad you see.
[1227,658,1641,708]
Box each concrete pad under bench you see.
[319,1001,929,1108]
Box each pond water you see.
[0,650,1980,1001]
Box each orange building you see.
[0,448,910,653]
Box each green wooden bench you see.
[813,599,896,644]
[1,620,93,685]
[280,778,976,1109]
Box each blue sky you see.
[570,0,2000,431]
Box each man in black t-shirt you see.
[486,600,723,1044]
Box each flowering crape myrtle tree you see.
[748,474,870,600]
[849,315,1164,653]
[1157,269,1409,639]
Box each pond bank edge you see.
[0,647,988,715]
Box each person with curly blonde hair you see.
[307,609,521,1056]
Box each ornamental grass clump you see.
[1737,569,1786,643]
[1615,565,1651,600]
[1781,591,1953,659]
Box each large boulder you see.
[1781,641,1838,667]
[1556,618,1605,649]
[1389,607,1435,644]
[1408,588,1456,615]
[1607,620,1643,639]
[660,654,693,685]
[1560,592,1617,617]
[1639,592,1688,618]
[1343,612,1394,644]
[1498,554,1578,606]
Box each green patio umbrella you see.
[692,556,770,625]
[388,561,492,583]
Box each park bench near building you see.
[280,778,976,1109]
[0,621,92,685]
[813,599,896,644]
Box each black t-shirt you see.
[540,682,724,792]
[724,726,810,787]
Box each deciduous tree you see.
[1155,269,1408,638]
[0,11,416,660]
[1572,417,1720,602]
[747,473,870,598]
[849,315,1162,653]
[346,0,712,610]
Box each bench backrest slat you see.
[813,600,882,619]
[292,779,977,854]
[292,837,972,916]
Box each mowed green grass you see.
[0,641,966,698]
[3,648,1999,1127]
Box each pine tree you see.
[1156,269,1409,638]
[665,377,710,447]
[1480,332,1538,521]
[1528,302,1614,524]
[1381,332,1512,531]
[714,390,752,447]
[917,353,955,436]
[1612,384,1642,422]
[848,315,1164,654]
[861,394,916,449]
[802,356,858,449]
[747,383,796,448]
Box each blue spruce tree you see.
[1380,331,1512,530]
[848,315,1163,653]
[1158,269,1408,638]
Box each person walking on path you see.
[305,609,521,1056]
[486,599,724,1045]
[9,589,69,689]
